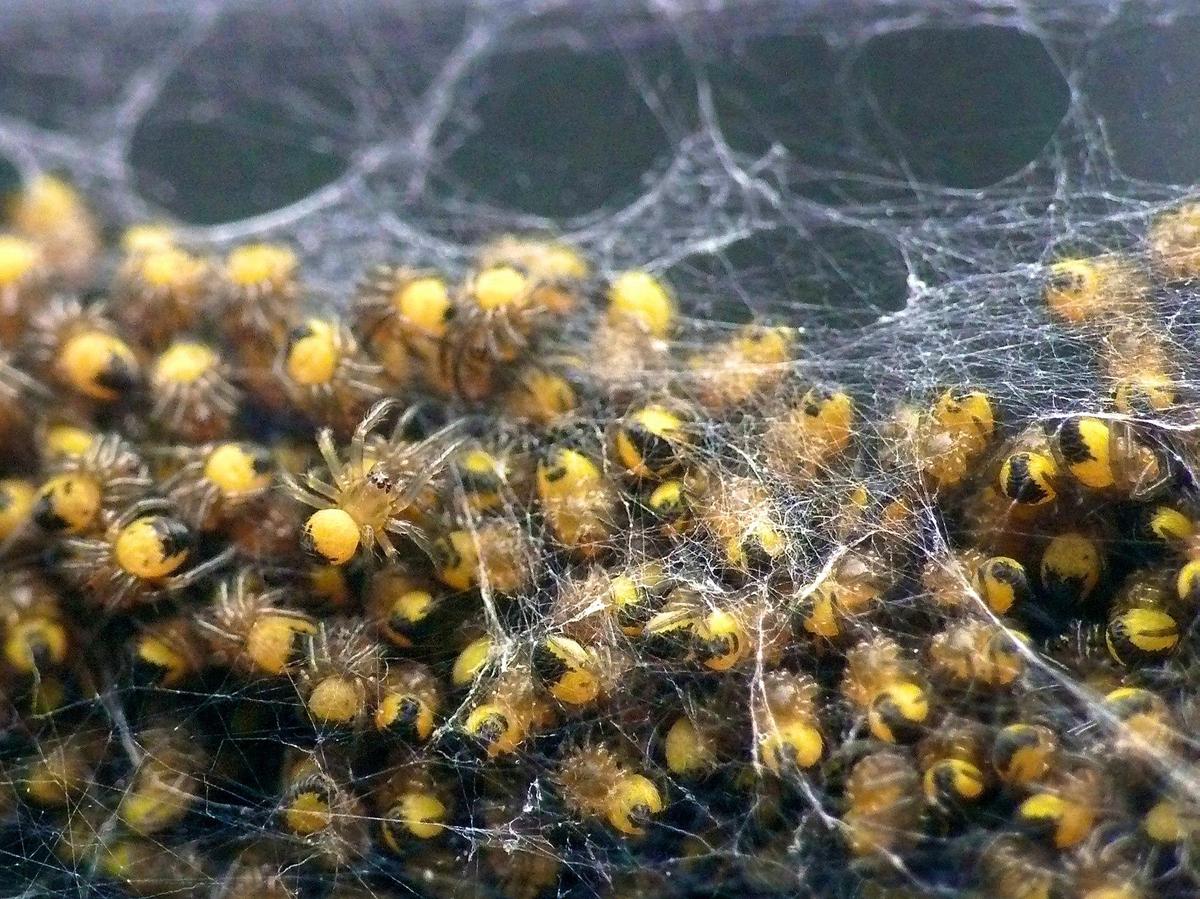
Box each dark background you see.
[1,6,1194,226]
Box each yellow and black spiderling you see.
[0,569,69,677]
[113,241,208,349]
[1103,686,1175,757]
[115,515,191,578]
[842,636,932,744]
[974,556,1030,615]
[117,721,208,834]
[991,723,1057,788]
[1043,255,1148,324]
[58,500,214,611]
[129,614,205,688]
[612,402,691,481]
[918,719,990,811]
[1040,529,1103,606]
[149,341,241,442]
[999,450,1059,506]
[33,474,99,535]
[11,175,100,286]
[196,569,316,678]
[1140,503,1194,548]
[752,670,824,775]
[353,265,452,383]
[28,296,141,404]
[688,323,794,413]
[373,660,441,740]
[475,234,589,315]
[535,439,619,559]
[453,262,540,362]
[694,472,789,579]
[606,560,670,636]
[930,618,1029,690]
[460,664,553,758]
[0,233,46,344]
[762,385,855,487]
[280,317,384,434]
[1106,608,1179,666]
[32,432,150,535]
[220,243,299,331]
[365,565,443,649]
[429,519,532,594]
[428,261,551,404]
[276,750,369,869]
[372,758,453,851]
[798,544,893,639]
[841,748,922,859]
[450,634,494,689]
[215,242,301,410]
[644,477,693,535]
[1053,415,1167,499]
[450,444,510,514]
[606,270,675,339]
[641,588,758,673]
[556,741,664,836]
[1177,556,1200,606]
[1013,760,1106,850]
[284,398,461,565]
[918,387,997,490]
[531,634,603,706]
[294,618,385,729]
[501,362,579,426]
[13,727,108,809]
[662,700,725,780]
[164,440,275,532]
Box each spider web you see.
[3,0,1200,897]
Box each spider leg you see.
[118,496,174,527]
[352,398,402,467]
[189,484,218,529]
[496,310,529,356]
[317,428,344,481]
[345,377,382,397]
[415,418,467,454]
[281,472,330,509]
[169,546,237,590]
[376,530,397,559]
[393,439,463,509]
[108,477,151,490]
[444,338,469,402]
[392,403,424,441]
[384,517,434,558]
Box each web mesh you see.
[2,1,1200,897]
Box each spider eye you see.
[368,469,392,491]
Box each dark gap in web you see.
[438,42,696,219]
[1087,16,1200,185]
[853,25,1071,189]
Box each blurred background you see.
[0,2,1191,218]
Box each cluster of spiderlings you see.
[5,173,1200,899]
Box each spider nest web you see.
[2,1,1200,898]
